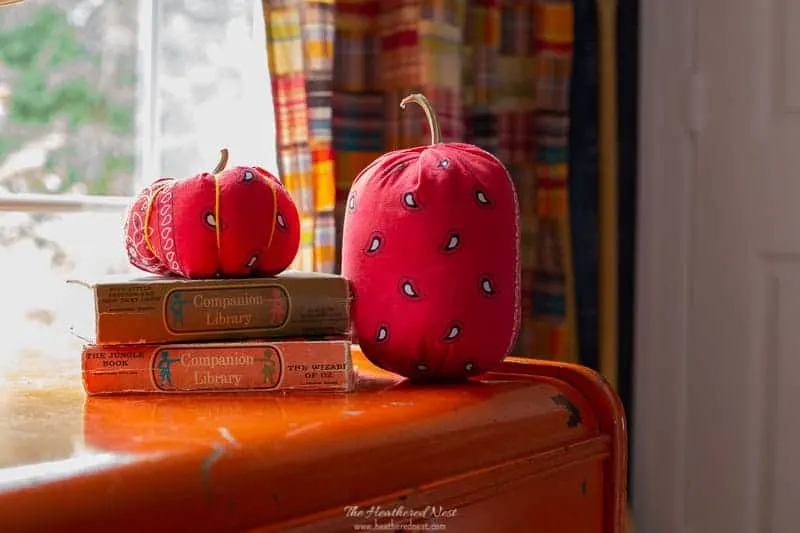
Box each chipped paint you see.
[199,428,243,501]
[550,394,582,428]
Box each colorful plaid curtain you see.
[262,0,337,273]
[263,0,577,362]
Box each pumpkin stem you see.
[400,93,442,145]
[213,148,229,173]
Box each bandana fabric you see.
[342,133,521,381]
[124,165,300,279]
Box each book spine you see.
[82,341,354,395]
[92,279,351,344]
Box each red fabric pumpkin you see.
[341,94,521,382]
[124,149,300,278]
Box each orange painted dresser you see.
[0,349,627,533]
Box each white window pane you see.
[0,210,134,372]
[0,0,276,193]
[154,0,277,180]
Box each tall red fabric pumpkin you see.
[341,94,521,381]
[124,149,300,278]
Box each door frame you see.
[633,0,695,531]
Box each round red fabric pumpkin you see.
[341,94,521,381]
[124,149,300,278]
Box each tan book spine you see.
[67,273,351,344]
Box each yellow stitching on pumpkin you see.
[143,183,169,256]
[214,174,221,251]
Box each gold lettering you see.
[193,371,243,386]
[205,311,253,327]
[180,353,255,368]
[191,293,265,310]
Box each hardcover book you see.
[67,271,351,345]
[82,339,354,395]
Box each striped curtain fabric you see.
[262,0,577,362]
[262,0,337,273]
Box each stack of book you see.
[67,272,353,395]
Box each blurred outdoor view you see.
[0,0,276,384]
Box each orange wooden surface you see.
[0,348,627,532]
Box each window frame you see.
[0,0,273,215]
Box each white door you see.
[634,1,800,532]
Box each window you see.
[0,0,276,368]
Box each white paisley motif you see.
[156,183,181,275]
[130,212,145,247]
[124,182,178,274]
